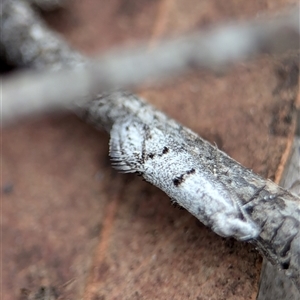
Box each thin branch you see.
[258,136,300,299]
[0,0,85,70]
[1,0,299,124]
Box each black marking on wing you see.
[173,175,184,187]
[162,147,169,154]
[173,168,196,187]
[186,168,195,175]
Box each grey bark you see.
[257,136,300,299]
[0,0,85,70]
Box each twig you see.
[258,136,300,299]
[1,0,299,124]
[0,0,85,70]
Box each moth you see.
[82,91,260,241]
